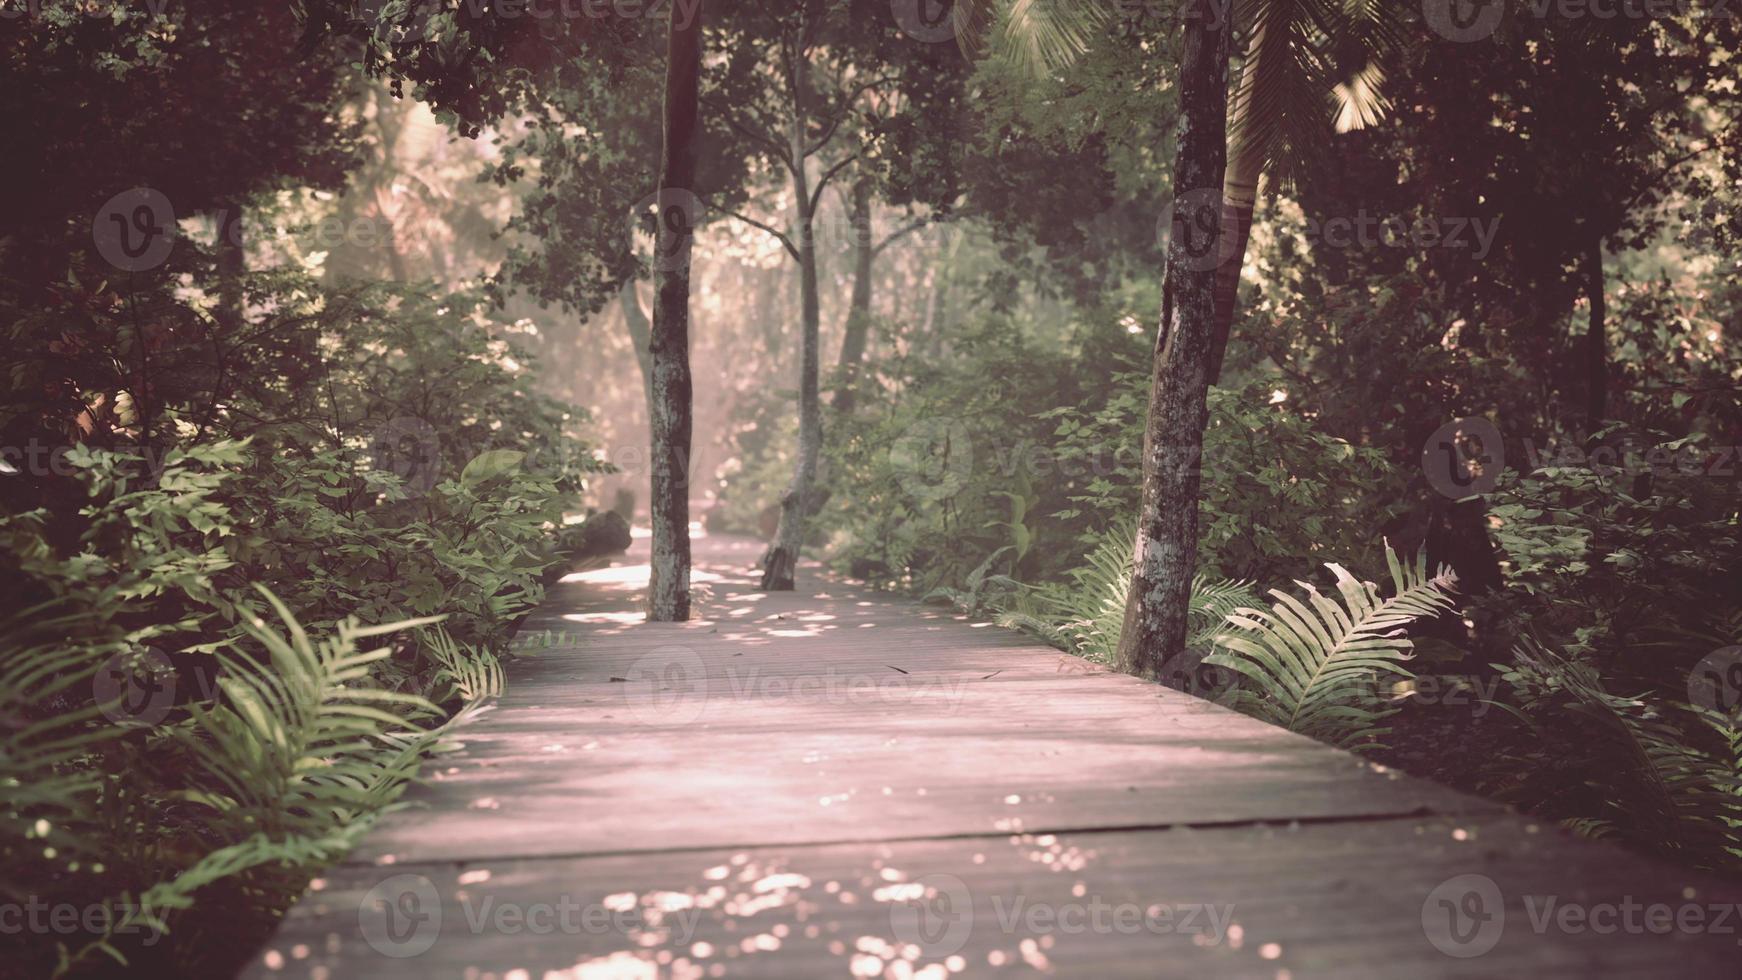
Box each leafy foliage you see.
[1205,546,1458,750]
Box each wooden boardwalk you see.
[246,533,1742,978]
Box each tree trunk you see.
[619,277,655,410]
[647,3,703,622]
[830,176,875,415]
[1205,17,1268,384]
[216,201,245,329]
[1114,3,1233,681]
[761,79,823,592]
[1583,236,1607,433]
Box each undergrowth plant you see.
[1205,546,1459,751]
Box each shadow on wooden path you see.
[246,533,1742,978]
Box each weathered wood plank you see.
[243,534,1738,978]
[343,539,1496,864]
[248,815,1742,978]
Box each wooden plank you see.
[242,533,1737,978]
[343,537,1497,865]
[246,816,1742,979]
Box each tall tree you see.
[1115,1,1232,679]
[648,4,704,620]
[704,1,909,590]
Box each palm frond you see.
[1229,0,1407,183]
[1206,544,1457,750]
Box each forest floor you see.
[245,534,1742,978]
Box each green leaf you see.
[460,450,525,488]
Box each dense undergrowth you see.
[719,237,1742,875]
[1,261,605,976]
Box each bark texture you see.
[830,177,875,415]
[1115,4,1233,681]
[648,4,702,622]
[1206,17,1267,384]
[1584,237,1607,433]
[761,84,823,592]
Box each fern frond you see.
[994,522,1254,666]
[1207,545,1457,750]
[180,588,443,839]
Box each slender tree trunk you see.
[648,3,703,622]
[216,200,245,329]
[1583,237,1607,433]
[1205,17,1267,384]
[830,176,875,414]
[761,83,824,591]
[620,277,655,410]
[1115,1,1233,681]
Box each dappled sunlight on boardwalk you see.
[246,534,1742,979]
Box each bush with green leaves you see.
[810,307,1401,597]
[0,268,604,976]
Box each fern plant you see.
[998,522,1258,668]
[1205,545,1458,750]
[422,625,506,704]
[1488,639,1742,871]
[179,588,448,839]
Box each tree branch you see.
[808,152,860,215]
[706,199,800,261]
[873,216,935,256]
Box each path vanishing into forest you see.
[246,533,1742,978]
